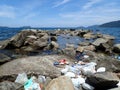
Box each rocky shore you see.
[0,29,120,90]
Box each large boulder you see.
[92,38,108,46]
[86,72,119,90]
[113,44,120,53]
[0,55,74,78]
[0,53,11,65]
[0,55,64,78]
[8,30,37,48]
[50,41,59,49]
[92,38,113,53]
[45,76,74,90]
[0,81,23,90]
[95,72,119,81]
[83,33,96,39]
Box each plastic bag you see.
[24,77,41,90]
[71,77,85,88]
[97,67,106,73]
[65,72,75,78]
[15,73,28,85]
[38,75,46,83]
[82,83,94,90]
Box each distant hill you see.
[100,20,120,27]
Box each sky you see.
[0,0,120,27]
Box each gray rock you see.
[50,41,59,49]
[103,34,115,40]
[83,33,96,39]
[113,44,120,53]
[0,53,11,64]
[0,81,23,90]
[78,41,90,46]
[62,47,76,58]
[0,55,74,78]
[45,76,74,90]
[0,55,62,78]
[86,72,119,90]
[50,36,57,41]
[95,72,119,81]
[92,38,108,46]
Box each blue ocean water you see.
[87,27,120,43]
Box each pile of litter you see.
[54,56,120,90]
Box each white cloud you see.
[0,5,16,18]
[59,2,120,26]
[53,0,70,8]
[23,13,37,20]
[83,0,102,9]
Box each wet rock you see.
[33,39,48,48]
[113,44,120,53]
[78,41,90,46]
[50,41,59,50]
[0,81,23,90]
[0,53,11,65]
[76,46,84,52]
[83,45,95,51]
[62,47,76,58]
[92,38,108,46]
[45,76,74,90]
[50,36,57,41]
[8,30,37,48]
[92,38,113,53]
[83,33,96,39]
[102,34,115,40]
[66,43,74,48]
[77,30,90,37]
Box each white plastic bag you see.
[82,83,94,90]
[71,77,85,88]
[97,67,106,73]
[65,72,75,78]
[15,73,28,85]
[24,77,41,90]
[38,75,46,83]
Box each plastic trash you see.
[118,56,120,60]
[71,76,85,88]
[24,77,41,90]
[69,66,81,75]
[53,62,59,66]
[59,59,69,65]
[15,73,28,85]
[83,55,89,59]
[82,83,94,90]
[81,62,97,75]
[117,81,120,87]
[65,72,76,78]
[38,75,46,83]
[97,67,106,73]
[61,68,68,74]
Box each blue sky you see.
[0,0,120,27]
